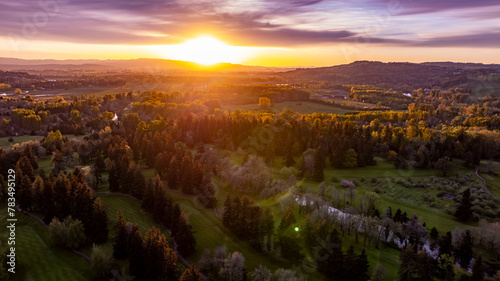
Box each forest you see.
[0,73,499,281]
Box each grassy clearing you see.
[0,135,44,148]
[222,101,350,115]
[96,193,172,239]
[0,134,86,149]
[0,206,90,281]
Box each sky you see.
[0,0,499,66]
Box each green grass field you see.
[222,101,350,115]
[3,140,496,280]
[96,193,172,239]
[0,206,90,281]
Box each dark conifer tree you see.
[439,231,453,256]
[23,144,38,170]
[259,208,274,238]
[108,161,120,192]
[471,254,484,281]
[89,197,108,243]
[455,189,472,221]
[313,147,325,182]
[16,156,34,181]
[167,157,179,188]
[113,210,128,259]
[455,230,473,269]
[318,229,344,279]
[41,174,56,222]
[31,176,44,211]
[394,208,402,223]
[180,266,203,281]
[132,165,146,199]
[344,245,357,280]
[92,152,105,189]
[144,226,179,281]
[354,249,370,281]
[54,174,71,217]
[128,224,146,280]
[279,205,296,231]
[176,215,197,256]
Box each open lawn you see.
[97,193,172,239]
[0,206,90,281]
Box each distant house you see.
[403,93,412,97]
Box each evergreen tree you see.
[51,150,66,175]
[31,176,45,211]
[439,231,453,256]
[41,175,56,223]
[112,210,128,259]
[278,205,296,231]
[89,198,108,243]
[354,249,370,281]
[132,164,146,199]
[92,152,105,189]
[313,148,325,182]
[399,245,436,281]
[108,161,120,192]
[176,215,197,256]
[393,208,402,222]
[318,229,344,279]
[430,227,439,240]
[54,174,71,218]
[455,189,472,221]
[23,144,38,170]
[456,230,473,269]
[144,226,179,281]
[471,255,484,281]
[344,246,357,280]
[180,266,203,281]
[302,214,316,249]
[17,155,34,181]
[128,224,146,280]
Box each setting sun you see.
[164,36,249,65]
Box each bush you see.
[341,180,355,188]
[90,244,116,279]
[49,216,86,249]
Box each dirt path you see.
[213,207,221,218]
[475,168,496,199]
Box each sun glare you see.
[165,36,248,65]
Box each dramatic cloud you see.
[0,0,499,48]
[409,32,500,48]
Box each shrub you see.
[49,216,86,249]
[90,244,116,279]
[341,180,355,188]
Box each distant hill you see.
[281,61,500,92]
[421,61,500,70]
[0,57,287,73]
